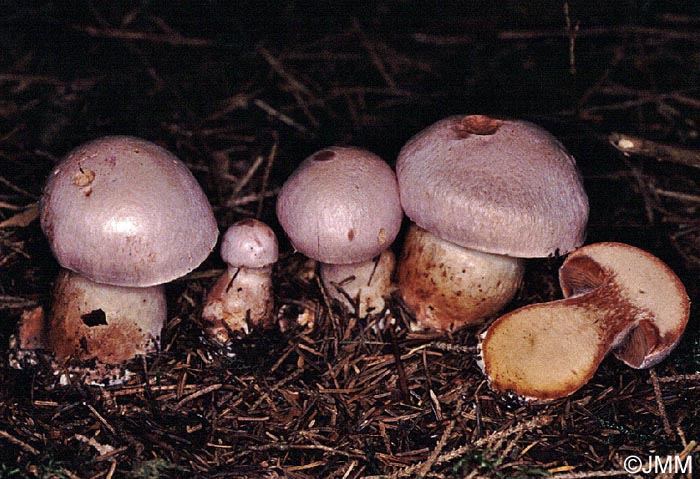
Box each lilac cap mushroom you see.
[276,146,403,318]
[39,136,218,364]
[396,115,589,331]
[202,218,279,343]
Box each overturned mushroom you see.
[396,115,589,331]
[479,242,690,402]
[37,136,218,366]
[276,146,403,319]
[202,218,278,343]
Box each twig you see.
[0,295,39,310]
[257,46,317,99]
[353,18,397,89]
[0,202,39,228]
[253,99,308,134]
[388,327,410,402]
[563,2,579,75]
[610,133,700,169]
[175,383,222,408]
[72,25,215,46]
[0,429,39,455]
[227,154,266,204]
[499,25,700,42]
[618,156,656,225]
[548,470,636,478]
[417,396,462,476]
[653,373,700,383]
[224,189,279,208]
[654,188,700,203]
[0,176,39,199]
[256,136,277,218]
[85,403,117,436]
[429,341,476,354]
[649,369,674,439]
[392,416,552,478]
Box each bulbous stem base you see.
[202,265,274,343]
[397,225,524,331]
[49,269,165,364]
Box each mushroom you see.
[38,136,218,365]
[276,146,403,319]
[202,218,278,343]
[396,115,589,331]
[479,242,690,402]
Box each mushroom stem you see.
[479,287,637,401]
[202,264,275,343]
[397,225,524,331]
[480,242,690,401]
[49,269,166,364]
[320,249,396,319]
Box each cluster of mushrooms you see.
[16,114,690,401]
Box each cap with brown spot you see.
[397,115,589,258]
[40,136,218,287]
[276,146,403,264]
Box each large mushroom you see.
[479,242,690,402]
[202,218,278,343]
[38,136,218,364]
[276,146,403,319]
[396,114,589,331]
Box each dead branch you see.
[71,25,215,46]
[0,429,39,455]
[499,25,700,42]
[609,133,700,169]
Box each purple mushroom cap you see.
[221,218,279,269]
[276,146,403,264]
[40,136,218,287]
[397,115,589,258]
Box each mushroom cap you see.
[276,146,403,264]
[559,242,690,368]
[40,136,218,287]
[396,115,589,258]
[220,218,279,268]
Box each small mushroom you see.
[202,218,278,343]
[276,146,403,319]
[38,136,218,366]
[479,242,690,402]
[396,115,589,331]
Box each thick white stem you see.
[49,269,165,364]
[202,265,274,343]
[397,225,524,331]
[320,249,396,318]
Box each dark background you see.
[0,2,699,477]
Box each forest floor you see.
[0,2,699,478]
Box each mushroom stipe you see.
[479,242,690,402]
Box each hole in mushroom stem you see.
[81,309,107,327]
[347,229,355,241]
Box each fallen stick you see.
[609,132,700,169]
